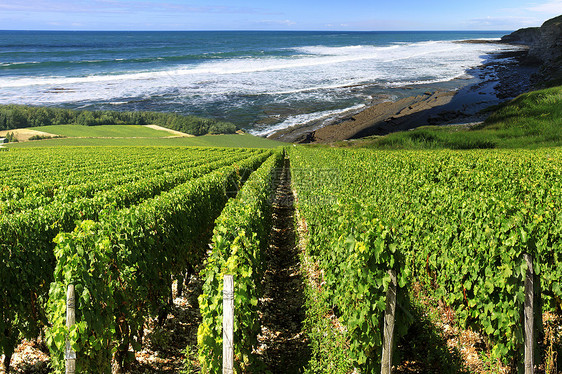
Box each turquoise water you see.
[0,31,516,134]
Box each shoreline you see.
[267,45,538,144]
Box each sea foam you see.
[0,36,519,135]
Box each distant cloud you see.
[255,19,296,27]
[497,0,562,23]
[324,23,351,29]
[483,0,562,29]
[342,18,428,31]
[526,0,562,13]
[466,16,540,29]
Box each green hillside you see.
[28,124,172,138]
[349,85,562,150]
[6,133,286,149]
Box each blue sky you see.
[1,0,561,31]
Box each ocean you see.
[0,30,518,136]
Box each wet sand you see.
[268,47,537,144]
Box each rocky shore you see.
[269,47,537,143]
[268,15,561,144]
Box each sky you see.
[1,0,561,31]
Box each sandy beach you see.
[268,46,538,143]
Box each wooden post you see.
[223,275,234,374]
[66,284,76,374]
[381,269,397,374]
[524,254,534,374]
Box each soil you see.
[256,156,309,373]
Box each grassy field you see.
[26,124,172,138]
[345,84,562,150]
[6,133,286,149]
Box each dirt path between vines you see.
[256,156,310,373]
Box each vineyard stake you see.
[524,254,534,374]
[223,275,234,374]
[65,284,76,374]
[381,269,397,374]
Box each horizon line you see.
[0,29,514,32]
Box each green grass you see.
[6,133,286,149]
[348,85,562,150]
[28,124,172,138]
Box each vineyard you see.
[0,146,275,373]
[1,145,561,373]
[290,147,562,372]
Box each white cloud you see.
[466,15,541,29]
[527,0,562,13]
[343,18,428,31]
[256,19,296,26]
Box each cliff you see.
[528,15,562,65]
[501,27,540,45]
[502,15,562,84]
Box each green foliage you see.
[206,122,238,135]
[6,133,286,149]
[28,134,59,141]
[198,151,283,373]
[4,132,18,142]
[291,148,413,371]
[46,152,271,372]
[0,147,268,372]
[0,104,238,136]
[477,85,562,140]
[0,147,255,215]
[374,128,498,150]
[180,346,199,374]
[302,256,354,374]
[290,146,562,371]
[46,221,115,373]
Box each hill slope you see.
[342,84,562,150]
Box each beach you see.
[268,47,538,143]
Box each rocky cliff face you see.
[502,15,562,83]
[528,15,562,65]
[501,27,540,46]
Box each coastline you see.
[267,45,538,144]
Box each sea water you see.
[0,31,518,136]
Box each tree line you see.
[0,104,238,136]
